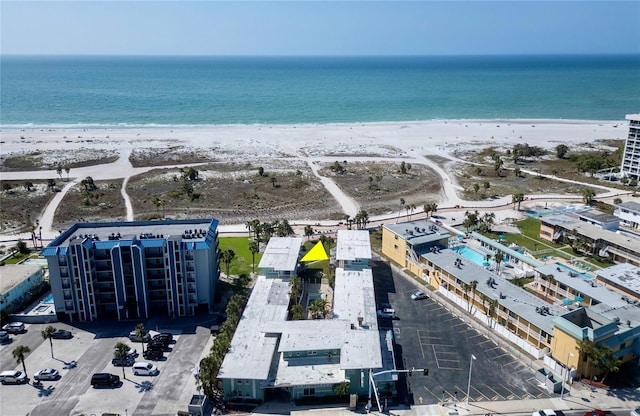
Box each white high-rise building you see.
[621,114,640,181]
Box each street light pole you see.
[560,351,574,400]
[466,354,476,403]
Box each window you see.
[309,351,317,356]
[303,387,315,396]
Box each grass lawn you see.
[219,237,262,277]
[2,251,38,265]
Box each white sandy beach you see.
[0,119,627,170]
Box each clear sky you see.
[1,1,639,56]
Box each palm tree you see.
[56,165,63,180]
[397,198,405,223]
[42,325,56,358]
[64,166,71,180]
[408,204,416,220]
[249,240,259,273]
[289,275,302,300]
[291,304,304,320]
[512,192,525,210]
[221,249,235,278]
[114,342,130,379]
[135,323,147,355]
[494,252,504,272]
[304,225,314,241]
[423,203,433,217]
[12,345,31,378]
[333,381,350,397]
[488,299,499,327]
[469,280,478,313]
[582,188,596,205]
[309,299,328,319]
[462,283,471,309]
[473,183,480,195]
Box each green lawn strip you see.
[2,252,37,264]
[219,237,262,277]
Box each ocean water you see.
[1,55,639,127]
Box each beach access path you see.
[0,120,631,242]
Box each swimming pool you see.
[42,293,54,304]
[452,246,492,267]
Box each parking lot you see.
[372,259,554,405]
[0,316,215,416]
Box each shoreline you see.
[0,117,628,131]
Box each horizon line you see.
[2,52,640,58]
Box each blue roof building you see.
[42,219,220,322]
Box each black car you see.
[152,332,174,343]
[91,373,120,388]
[51,329,73,339]
[143,349,163,361]
[147,341,170,352]
[111,356,134,367]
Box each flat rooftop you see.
[218,274,290,380]
[42,219,217,251]
[540,214,580,227]
[336,230,371,261]
[423,248,565,334]
[616,200,640,213]
[596,263,640,298]
[0,264,43,294]
[258,237,302,272]
[384,219,450,247]
[536,263,627,308]
[577,210,619,225]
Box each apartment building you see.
[42,219,220,322]
[218,232,385,404]
[614,200,640,229]
[382,219,640,379]
[621,114,640,181]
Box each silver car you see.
[34,368,60,381]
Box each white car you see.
[411,290,428,300]
[0,370,27,384]
[132,362,159,376]
[533,410,557,416]
[34,368,60,381]
[631,408,640,416]
[377,308,396,319]
[2,322,26,334]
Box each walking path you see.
[0,146,632,243]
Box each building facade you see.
[42,219,219,322]
[0,264,45,314]
[621,114,640,181]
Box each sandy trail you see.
[0,119,631,241]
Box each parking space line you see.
[471,385,492,401]
[422,385,443,402]
[484,384,506,401]
[418,330,426,360]
[497,382,517,399]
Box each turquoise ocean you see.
[1,55,639,128]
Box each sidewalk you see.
[250,381,640,416]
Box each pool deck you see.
[12,291,58,324]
